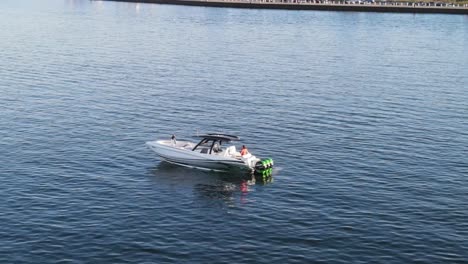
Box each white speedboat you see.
[146,133,273,172]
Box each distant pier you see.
[99,0,468,14]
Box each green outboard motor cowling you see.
[254,158,274,172]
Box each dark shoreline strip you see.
[99,0,468,14]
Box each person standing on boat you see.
[171,134,177,146]
[240,145,249,156]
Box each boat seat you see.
[200,148,209,154]
[225,146,236,157]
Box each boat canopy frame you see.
[192,133,240,154]
[195,133,240,142]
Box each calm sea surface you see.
[0,0,467,262]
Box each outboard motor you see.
[254,158,274,171]
[254,158,274,177]
[250,158,273,182]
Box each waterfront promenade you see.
[100,0,468,14]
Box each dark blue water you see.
[1,0,467,262]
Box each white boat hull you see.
[146,140,258,172]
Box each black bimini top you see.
[196,133,240,142]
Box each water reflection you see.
[149,162,274,206]
[193,179,257,207]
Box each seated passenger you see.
[213,142,221,153]
[240,145,249,156]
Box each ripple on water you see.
[0,0,468,263]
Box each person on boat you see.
[171,134,177,146]
[213,141,221,153]
[240,145,249,156]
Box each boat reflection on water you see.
[149,161,274,206]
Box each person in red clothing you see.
[240,145,249,156]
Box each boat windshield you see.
[192,138,224,154]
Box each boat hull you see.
[146,141,251,172]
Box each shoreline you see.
[98,0,468,14]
